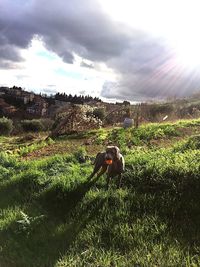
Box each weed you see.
[15,211,46,236]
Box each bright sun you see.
[99,0,200,68]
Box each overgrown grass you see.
[1,119,200,266]
[106,118,200,150]
[16,137,54,157]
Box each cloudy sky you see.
[1,0,200,101]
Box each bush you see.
[21,119,44,132]
[93,108,105,121]
[73,147,87,163]
[12,121,23,134]
[40,119,54,131]
[0,117,13,135]
[148,103,174,118]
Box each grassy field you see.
[1,119,200,266]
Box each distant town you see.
[0,86,131,120]
[1,86,200,130]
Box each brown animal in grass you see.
[89,146,125,188]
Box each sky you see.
[1,0,200,101]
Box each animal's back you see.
[93,152,106,166]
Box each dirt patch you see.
[148,126,200,148]
[177,126,200,136]
[17,125,200,160]
[22,139,104,160]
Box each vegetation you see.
[21,119,45,132]
[0,117,13,135]
[39,118,54,131]
[51,105,102,137]
[92,108,106,121]
[2,86,200,128]
[0,118,200,266]
[54,92,101,104]
[16,137,54,156]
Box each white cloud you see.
[1,0,200,100]
[0,38,116,96]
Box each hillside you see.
[2,86,200,126]
[1,119,200,266]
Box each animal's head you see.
[105,146,120,162]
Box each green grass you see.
[16,137,54,156]
[1,119,200,266]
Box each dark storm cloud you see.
[33,0,132,63]
[1,0,200,99]
[59,51,74,64]
[0,45,23,62]
[0,0,132,58]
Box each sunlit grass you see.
[0,119,200,266]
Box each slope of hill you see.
[0,119,200,266]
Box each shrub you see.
[12,121,23,134]
[0,117,13,135]
[51,105,102,137]
[21,119,44,132]
[93,108,105,121]
[73,147,87,163]
[40,119,54,131]
[148,103,174,118]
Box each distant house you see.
[8,87,22,96]
[26,96,48,116]
[22,93,34,104]
[8,87,35,104]
[15,92,34,104]
[0,98,17,114]
[0,91,5,97]
[3,106,17,114]
[0,86,9,91]
[27,104,47,116]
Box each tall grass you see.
[0,139,200,266]
[1,118,200,266]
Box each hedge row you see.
[0,117,54,135]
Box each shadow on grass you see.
[0,176,105,267]
[126,175,200,249]
[39,175,100,220]
[0,174,49,210]
[1,166,200,266]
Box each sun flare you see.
[99,0,200,69]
